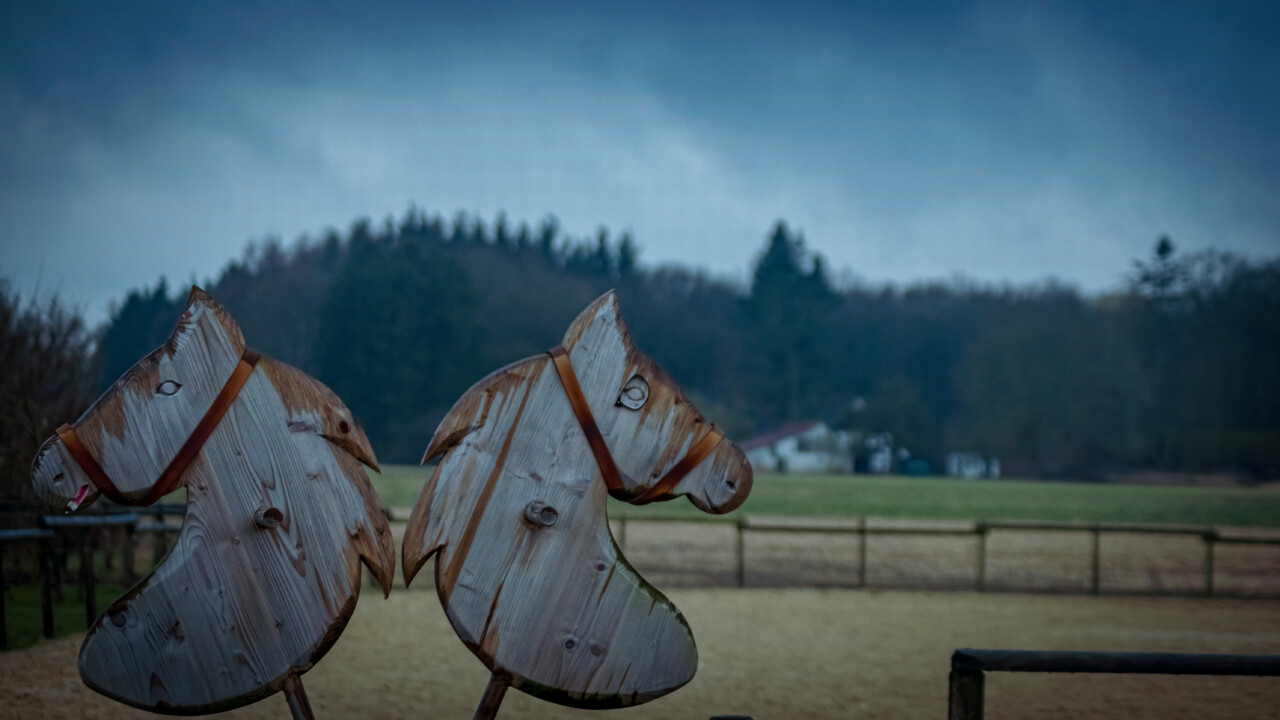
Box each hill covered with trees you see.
[44,213,1280,477]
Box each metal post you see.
[736,519,746,589]
[858,517,868,589]
[282,673,316,720]
[975,523,988,592]
[39,536,54,639]
[948,669,985,720]
[474,672,510,720]
[1090,525,1101,595]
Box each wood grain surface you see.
[403,291,752,709]
[30,287,395,715]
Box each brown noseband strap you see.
[547,345,721,504]
[57,348,260,506]
[632,425,724,505]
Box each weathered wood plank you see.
[404,291,752,710]
[30,287,394,715]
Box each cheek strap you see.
[57,349,259,506]
[546,346,721,504]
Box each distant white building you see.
[947,452,1001,479]
[742,421,853,474]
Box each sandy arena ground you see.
[4,586,1280,719]
[4,519,1280,718]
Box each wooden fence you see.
[5,508,1280,648]
[611,514,1280,596]
[0,504,184,649]
[947,648,1280,720]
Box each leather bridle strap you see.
[57,348,261,506]
[546,345,722,504]
[547,346,626,497]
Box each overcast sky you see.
[2,0,1277,325]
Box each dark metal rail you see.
[948,648,1280,720]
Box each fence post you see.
[735,519,746,589]
[39,536,54,639]
[858,517,868,589]
[1203,531,1217,598]
[975,523,988,592]
[81,530,97,628]
[1090,525,1101,595]
[948,668,985,720]
[1,545,7,650]
[153,505,168,569]
[123,521,137,587]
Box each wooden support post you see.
[282,673,315,720]
[975,523,988,592]
[81,531,96,628]
[39,537,54,639]
[947,668,985,720]
[1204,531,1217,598]
[474,672,510,720]
[858,517,868,589]
[735,519,746,588]
[1090,525,1101,595]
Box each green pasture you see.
[370,465,1280,528]
[1,582,126,651]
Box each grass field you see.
[369,465,1280,527]
[1,582,125,651]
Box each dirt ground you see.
[5,589,1280,718]
[4,520,1280,719]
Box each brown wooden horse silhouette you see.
[30,287,394,717]
[403,291,753,716]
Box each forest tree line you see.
[5,212,1279,495]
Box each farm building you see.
[742,420,853,473]
[946,451,1001,479]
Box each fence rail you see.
[610,514,1280,597]
[947,648,1280,720]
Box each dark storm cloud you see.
[1,0,1277,322]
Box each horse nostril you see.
[726,479,737,490]
[338,420,350,434]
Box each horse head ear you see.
[167,286,246,358]
[561,290,634,360]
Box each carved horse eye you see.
[616,375,649,410]
[155,380,183,396]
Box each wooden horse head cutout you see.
[403,291,753,715]
[31,287,395,717]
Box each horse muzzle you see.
[687,439,753,515]
[31,433,98,513]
